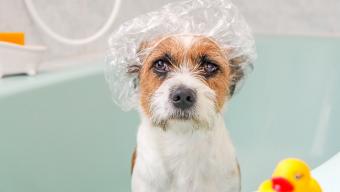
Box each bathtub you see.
[0,35,339,192]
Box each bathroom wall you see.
[236,0,339,36]
[0,0,339,64]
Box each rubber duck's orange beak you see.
[271,177,294,192]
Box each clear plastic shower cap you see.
[106,0,256,111]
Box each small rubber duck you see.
[258,158,322,192]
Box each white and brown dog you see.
[129,34,245,192]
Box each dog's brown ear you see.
[229,55,248,96]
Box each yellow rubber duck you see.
[258,158,322,192]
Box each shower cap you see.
[106,0,256,111]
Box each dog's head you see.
[129,35,246,129]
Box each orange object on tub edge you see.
[0,32,25,45]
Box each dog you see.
[127,34,245,192]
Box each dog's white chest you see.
[132,116,240,192]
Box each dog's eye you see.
[204,63,218,73]
[153,60,170,74]
[200,55,219,77]
[202,62,219,76]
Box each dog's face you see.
[132,35,243,129]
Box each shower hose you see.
[24,0,122,45]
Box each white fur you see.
[180,35,194,50]
[132,113,240,192]
[132,65,240,192]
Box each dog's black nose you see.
[170,86,196,109]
